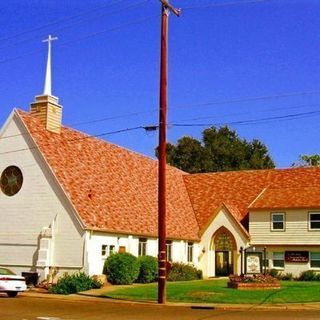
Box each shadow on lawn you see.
[251,287,285,308]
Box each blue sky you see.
[1,0,320,168]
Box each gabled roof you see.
[12,109,320,241]
[17,110,199,241]
[199,202,250,239]
[249,186,320,210]
[183,167,320,230]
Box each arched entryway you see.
[212,227,237,276]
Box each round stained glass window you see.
[0,166,23,196]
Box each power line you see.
[2,91,320,141]
[0,0,267,45]
[57,14,157,48]
[0,0,129,43]
[1,108,319,156]
[174,103,320,123]
[0,0,150,51]
[0,48,44,65]
[170,110,320,128]
[0,126,144,156]
[183,0,270,10]
[0,13,156,65]
[169,90,320,111]
[1,109,156,141]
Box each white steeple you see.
[42,35,58,96]
[30,34,62,134]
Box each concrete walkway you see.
[23,285,320,312]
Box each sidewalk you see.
[22,285,320,311]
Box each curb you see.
[21,289,320,311]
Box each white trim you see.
[0,109,16,139]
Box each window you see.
[166,241,172,261]
[310,252,320,268]
[109,245,115,255]
[101,245,108,258]
[138,238,147,256]
[309,213,320,230]
[187,242,193,263]
[0,166,23,196]
[273,252,284,268]
[101,244,116,258]
[271,213,285,231]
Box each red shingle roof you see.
[183,167,320,232]
[17,110,199,240]
[15,109,320,239]
[249,186,320,210]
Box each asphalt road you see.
[0,294,320,320]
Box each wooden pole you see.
[158,0,180,305]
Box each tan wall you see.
[249,209,320,245]
[263,246,320,277]
[199,207,249,277]
[0,114,84,277]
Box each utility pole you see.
[158,0,180,305]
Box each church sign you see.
[285,251,309,263]
[246,254,261,274]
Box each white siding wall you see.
[172,241,184,262]
[85,232,121,275]
[0,115,84,279]
[249,209,320,245]
[85,231,199,276]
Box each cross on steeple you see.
[42,35,58,96]
[30,34,62,133]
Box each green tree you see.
[156,126,275,173]
[292,154,320,167]
[246,139,275,169]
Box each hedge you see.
[103,252,140,285]
[136,255,158,283]
[167,262,202,281]
[50,272,102,295]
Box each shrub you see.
[298,270,320,281]
[279,272,293,281]
[167,262,202,281]
[267,268,279,278]
[136,255,158,283]
[50,272,102,295]
[196,269,203,280]
[103,252,140,285]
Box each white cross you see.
[43,35,58,96]
[42,34,58,44]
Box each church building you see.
[0,37,319,282]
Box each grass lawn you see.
[103,279,320,304]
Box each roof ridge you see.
[264,184,320,190]
[183,166,320,177]
[248,187,268,209]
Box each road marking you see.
[37,317,62,320]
